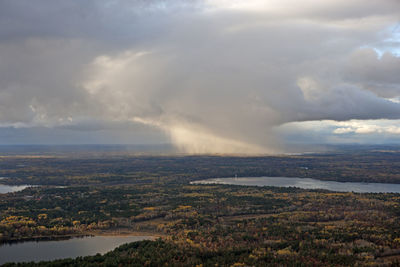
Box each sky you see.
[0,0,400,153]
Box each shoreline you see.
[87,229,163,238]
[0,229,162,246]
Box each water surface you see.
[0,184,30,194]
[0,235,151,264]
[191,177,400,193]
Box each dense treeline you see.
[1,239,360,266]
[1,150,400,186]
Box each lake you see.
[0,184,31,194]
[191,177,400,193]
[0,235,152,264]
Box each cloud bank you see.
[0,0,400,152]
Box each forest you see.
[1,147,400,265]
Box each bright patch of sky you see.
[362,24,400,58]
[278,119,400,145]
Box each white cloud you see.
[0,0,400,151]
[333,120,400,135]
[333,127,354,134]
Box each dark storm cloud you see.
[0,0,399,152]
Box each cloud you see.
[0,0,400,152]
[333,120,400,135]
[277,119,400,146]
[344,48,400,98]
